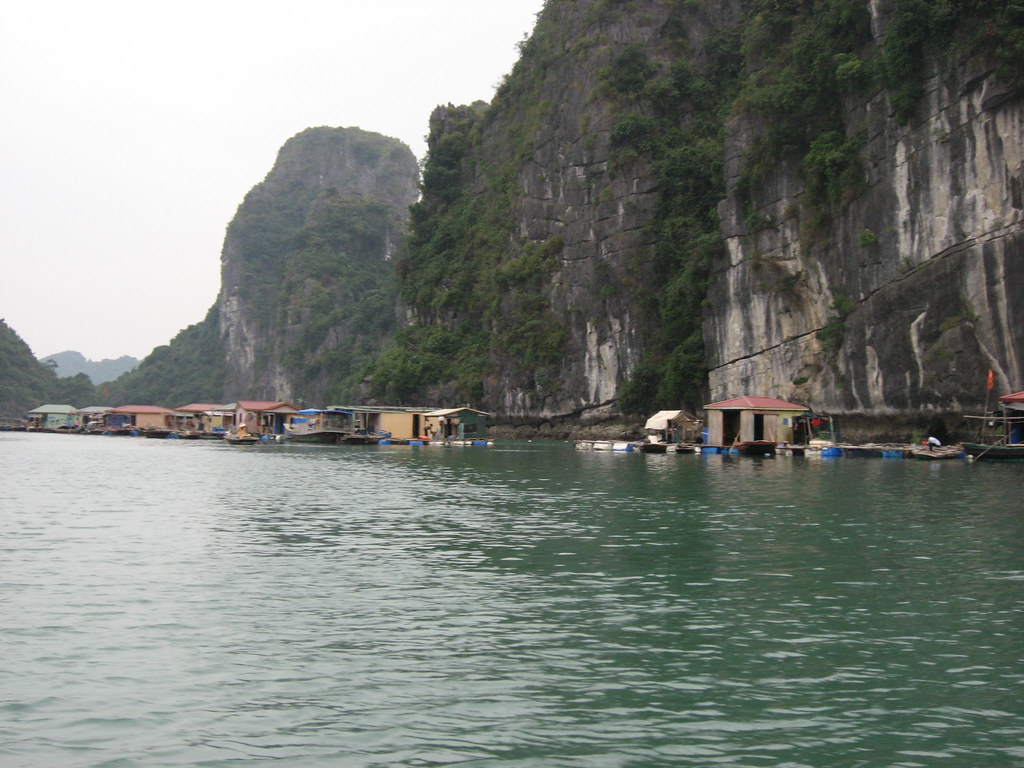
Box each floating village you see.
[7,390,1024,462]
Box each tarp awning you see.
[1000,390,1024,411]
[645,410,685,430]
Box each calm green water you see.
[2,432,1023,767]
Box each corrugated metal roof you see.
[999,390,1024,403]
[236,401,300,413]
[424,407,491,417]
[27,404,77,413]
[704,396,808,411]
[108,405,175,414]
[175,403,228,412]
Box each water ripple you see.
[2,435,1023,766]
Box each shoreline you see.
[488,411,977,445]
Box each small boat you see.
[840,444,883,458]
[732,440,776,456]
[637,441,668,453]
[962,389,1024,461]
[910,445,964,460]
[962,442,1024,461]
[575,440,634,452]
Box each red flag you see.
[987,369,994,390]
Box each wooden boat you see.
[285,429,345,444]
[962,390,1024,461]
[962,442,1024,461]
[637,441,668,453]
[840,444,883,458]
[910,445,965,460]
[732,440,776,456]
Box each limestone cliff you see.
[219,127,418,403]
[385,0,743,418]
[392,0,1023,426]
[111,126,419,408]
[708,7,1024,418]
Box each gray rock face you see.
[707,51,1024,415]
[218,127,419,403]
[437,0,740,419]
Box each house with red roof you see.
[703,396,809,449]
[224,401,300,436]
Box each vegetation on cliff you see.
[103,306,226,407]
[104,127,418,407]
[220,127,418,404]
[379,0,1024,416]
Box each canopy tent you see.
[644,410,687,431]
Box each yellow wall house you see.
[330,406,433,440]
[105,405,175,431]
[174,403,232,434]
[704,396,808,447]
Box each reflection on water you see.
[2,433,1022,766]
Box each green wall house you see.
[424,408,490,440]
[26,404,77,430]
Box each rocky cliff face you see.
[218,127,419,404]
[396,0,742,419]
[402,0,1022,425]
[709,24,1024,416]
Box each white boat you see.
[575,440,634,452]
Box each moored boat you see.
[962,388,1024,462]
[225,435,260,445]
[732,440,776,456]
[637,441,668,453]
[910,445,965,460]
[962,442,1024,461]
[575,440,634,452]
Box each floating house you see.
[424,408,491,440]
[173,403,232,434]
[26,404,77,430]
[704,396,809,451]
[226,401,300,436]
[105,405,175,431]
[284,408,356,442]
[327,405,435,441]
[72,405,110,431]
[1000,390,1024,443]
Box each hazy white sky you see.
[0,0,544,361]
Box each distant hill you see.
[0,321,97,415]
[40,350,138,384]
